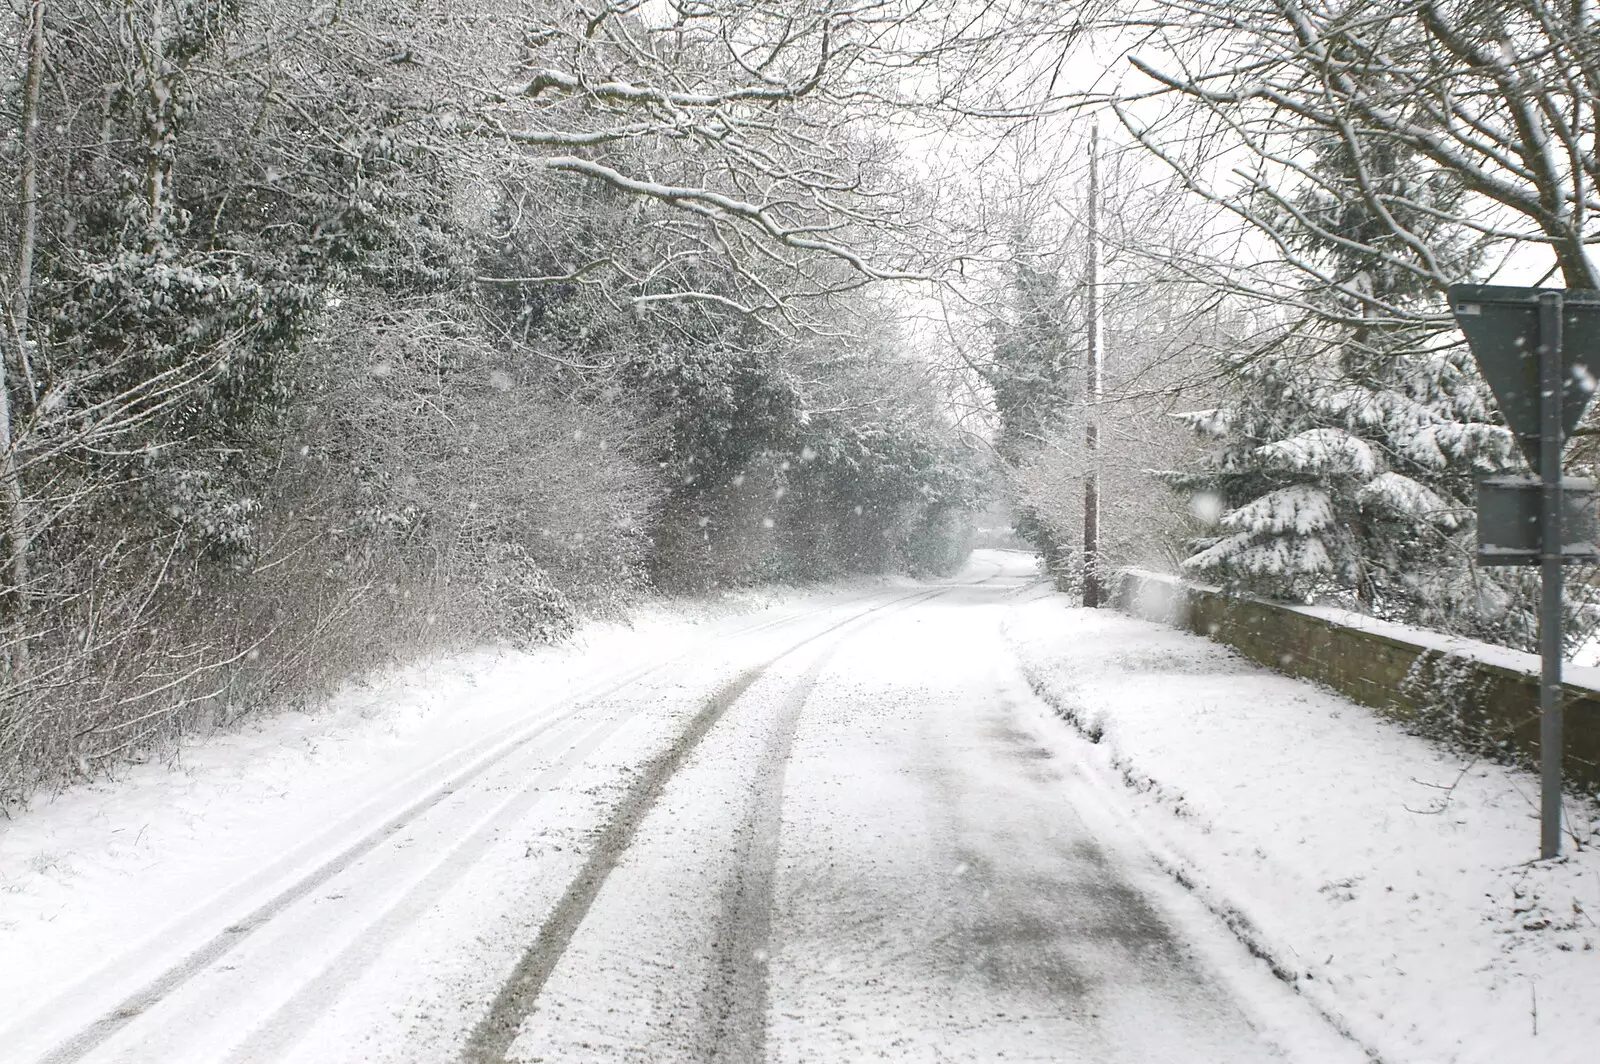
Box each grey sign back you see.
[1447,284,1600,472]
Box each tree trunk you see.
[1,0,45,675]
[10,1,42,396]
[143,0,172,227]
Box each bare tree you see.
[424,1,1111,332]
[1079,0,1598,322]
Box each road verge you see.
[1003,593,1600,1064]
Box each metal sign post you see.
[1450,284,1600,859]
[1538,292,1566,860]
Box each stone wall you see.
[1114,570,1600,796]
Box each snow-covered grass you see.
[1004,594,1600,1063]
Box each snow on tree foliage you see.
[1162,335,1569,648]
[1219,485,1334,537]
[1357,473,1459,530]
[1157,118,1600,652]
[1257,429,1377,478]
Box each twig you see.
[1404,758,1480,815]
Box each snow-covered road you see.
[3,553,1360,1063]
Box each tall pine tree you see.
[1166,135,1551,648]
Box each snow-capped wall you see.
[1114,569,1600,796]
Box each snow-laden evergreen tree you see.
[1166,135,1553,649]
[1166,344,1547,643]
[982,244,1081,582]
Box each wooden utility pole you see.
[1082,121,1104,607]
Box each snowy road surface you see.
[3,553,1361,1063]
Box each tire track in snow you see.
[23,594,880,1064]
[696,562,1017,1061]
[701,638,841,1062]
[459,587,947,1064]
[215,707,637,1064]
[698,568,1016,1061]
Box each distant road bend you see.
[6,551,1361,1064]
